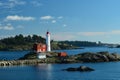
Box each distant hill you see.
[0,34,78,51]
[58,41,100,47]
[0,34,106,51]
[0,34,45,51]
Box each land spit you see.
[0,59,52,67]
[0,51,120,67]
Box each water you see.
[0,47,120,80]
[0,62,120,80]
[55,47,120,55]
[0,50,29,60]
[0,47,120,60]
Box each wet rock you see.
[64,67,77,71]
[107,54,116,61]
[78,66,94,71]
[19,51,120,64]
[74,51,120,62]
[63,66,94,72]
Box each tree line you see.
[0,34,102,51]
[59,41,101,47]
[0,34,45,51]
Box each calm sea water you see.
[0,47,120,80]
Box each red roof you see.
[58,52,67,57]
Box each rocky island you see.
[0,51,120,66]
[0,33,120,67]
[63,66,94,72]
[19,51,120,63]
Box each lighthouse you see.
[46,31,51,51]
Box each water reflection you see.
[35,64,52,80]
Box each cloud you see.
[111,30,120,34]
[51,30,120,41]
[77,30,120,37]
[4,26,14,30]
[31,1,43,7]
[5,15,35,21]
[51,20,56,23]
[0,35,14,39]
[0,2,3,6]
[78,32,106,36]
[9,0,26,7]
[40,16,54,20]
[0,23,14,30]
[52,32,75,41]
[63,24,67,27]
[0,27,2,30]
[16,25,24,29]
[0,0,26,14]
[58,16,63,19]
[40,15,64,24]
[39,21,49,24]
[0,0,26,8]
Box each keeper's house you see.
[33,43,47,59]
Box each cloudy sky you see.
[1,0,120,43]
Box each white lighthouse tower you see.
[46,31,51,52]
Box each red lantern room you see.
[33,43,47,53]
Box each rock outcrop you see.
[19,51,120,63]
[0,51,120,67]
[68,51,120,63]
[63,66,94,72]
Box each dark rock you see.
[79,52,95,62]
[78,66,94,71]
[107,54,117,61]
[101,55,109,61]
[64,67,77,71]
[112,53,120,60]
[75,51,120,62]
[63,66,94,72]
[98,51,109,55]
[19,52,37,60]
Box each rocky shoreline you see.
[0,51,120,66]
[71,51,120,63]
[20,51,120,63]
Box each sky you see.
[1,0,120,43]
